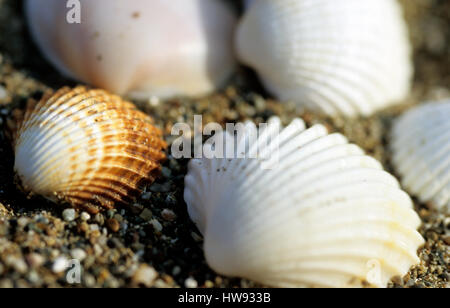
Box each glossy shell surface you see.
[26,0,237,99]
[391,100,450,213]
[236,0,412,117]
[184,117,424,287]
[13,86,167,212]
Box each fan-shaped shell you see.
[184,117,423,287]
[391,100,450,213]
[25,0,237,100]
[235,0,412,117]
[13,86,167,212]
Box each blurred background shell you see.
[391,99,450,213]
[235,0,413,117]
[13,86,167,213]
[25,0,238,100]
[184,117,424,287]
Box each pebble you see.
[161,167,172,178]
[70,248,87,261]
[141,192,152,200]
[62,209,76,222]
[149,182,171,193]
[204,280,214,288]
[26,253,45,268]
[27,270,41,284]
[0,279,13,288]
[6,256,28,274]
[161,209,177,221]
[94,213,104,225]
[185,277,198,288]
[132,264,158,287]
[443,235,450,246]
[113,214,124,223]
[52,256,69,273]
[17,217,29,228]
[90,224,99,231]
[0,85,7,101]
[80,212,91,221]
[172,266,181,276]
[150,219,163,232]
[106,218,120,233]
[140,208,153,221]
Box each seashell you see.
[235,0,413,117]
[391,100,450,213]
[12,86,167,213]
[184,117,424,287]
[25,0,237,100]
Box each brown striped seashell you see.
[12,86,167,213]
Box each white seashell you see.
[12,86,167,213]
[391,100,450,213]
[235,0,413,117]
[25,0,237,100]
[184,117,424,287]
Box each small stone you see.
[114,214,124,223]
[172,266,181,276]
[106,210,116,219]
[161,167,172,178]
[130,203,144,214]
[17,217,29,228]
[62,209,76,222]
[26,253,45,268]
[80,212,91,221]
[70,248,87,261]
[150,219,163,232]
[165,194,177,205]
[149,182,171,193]
[141,192,152,200]
[6,256,28,274]
[27,270,41,284]
[0,85,8,101]
[78,222,89,233]
[90,224,99,231]
[391,275,403,285]
[94,213,105,225]
[52,257,69,273]
[132,264,158,287]
[161,209,177,221]
[83,274,96,287]
[406,279,416,287]
[140,208,153,221]
[0,279,13,288]
[106,218,120,233]
[443,235,450,246]
[204,280,214,288]
[185,277,198,288]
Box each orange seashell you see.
[13,86,167,213]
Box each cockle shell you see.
[235,0,413,117]
[391,100,450,213]
[25,0,237,100]
[184,117,424,288]
[12,86,166,212]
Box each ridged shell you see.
[13,86,167,212]
[184,117,423,288]
[25,0,237,99]
[391,100,450,213]
[235,0,412,117]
